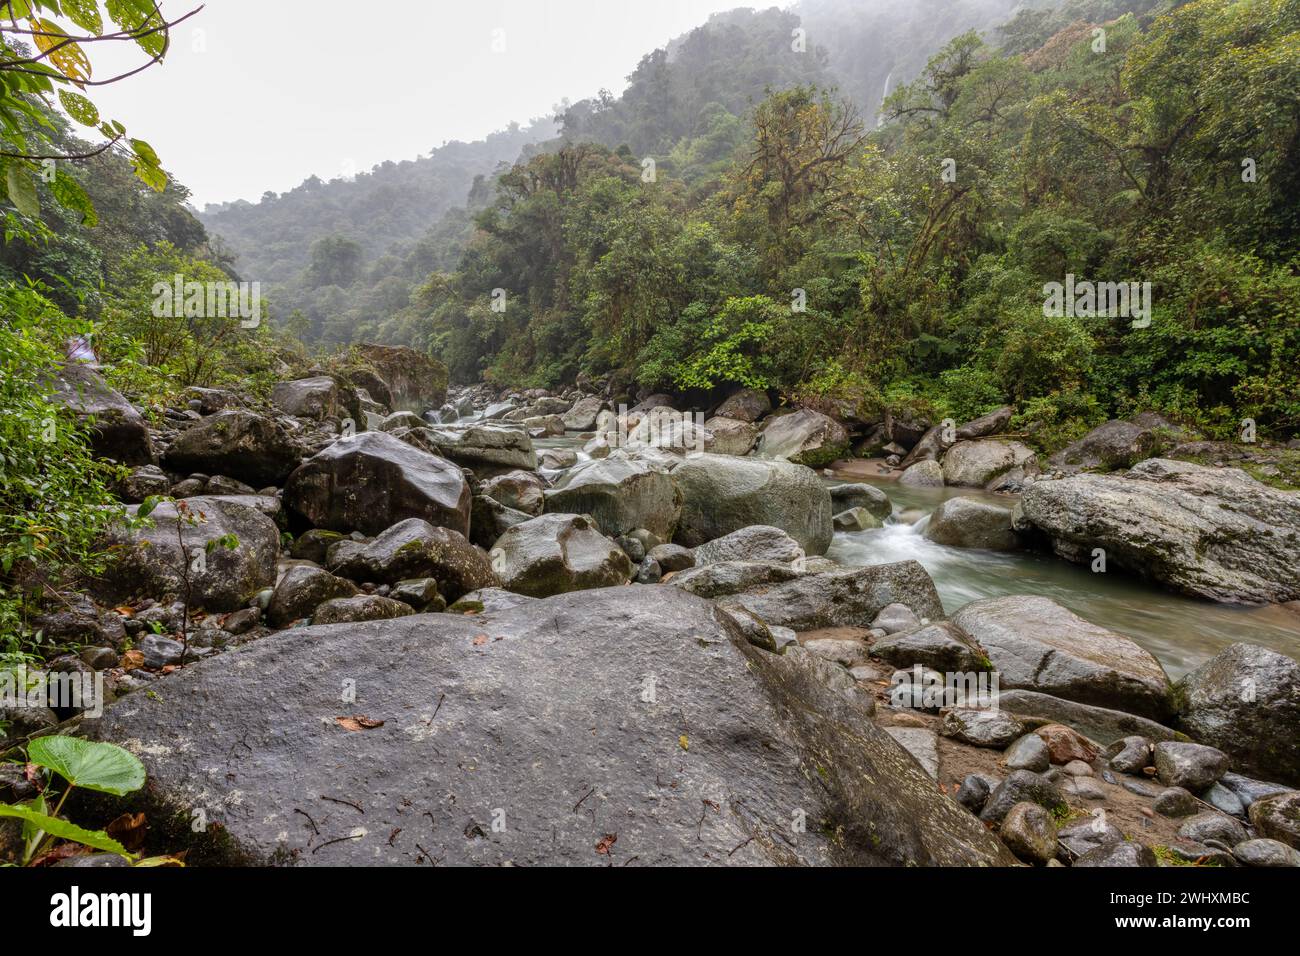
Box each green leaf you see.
[27,736,146,796]
[0,803,131,858]
[57,89,99,127]
[49,171,98,227]
[106,0,168,57]
[5,164,39,218]
[129,138,167,192]
[60,0,106,35]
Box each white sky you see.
[83,0,755,207]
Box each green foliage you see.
[1,734,150,866]
[1,1,175,237]
[0,283,119,659]
[27,734,146,796]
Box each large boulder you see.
[544,454,681,541]
[714,388,771,423]
[922,498,1019,551]
[670,559,944,631]
[672,454,833,555]
[266,566,358,627]
[418,423,537,472]
[92,497,279,612]
[1018,459,1300,604]
[49,363,155,465]
[283,432,470,537]
[693,526,804,566]
[480,471,545,516]
[330,519,498,601]
[1174,643,1300,787]
[85,586,1013,866]
[830,484,892,520]
[956,406,1014,441]
[950,595,1172,720]
[899,460,944,487]
[872,622,987,673]
[165,410,302,488]
[1048,418,1172,473]
[490,513,633,597]
[271,376,340,421]
[561,396,605,431]
[941,440,1037,488]
[995,690,1183,746]
[703,416,759,456]
[755,409,850,468]
[350,345,448,412]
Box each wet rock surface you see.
[87,587,1013,866]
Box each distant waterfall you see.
[877,69,894,127]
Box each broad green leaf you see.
[0,803,131,858]
[27,736,146,795]
[49,171,97,226]
[60,0,105,35]
[106,0,167,58]
[129,139,167,192]
[57,89,98,127]
[5,164,39,218]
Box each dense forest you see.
[190,0,1300,448]
[422,0,1298,447]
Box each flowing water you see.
[519,430,1300,677]
[824,473,1300,678]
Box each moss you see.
[1152,844,1224,867]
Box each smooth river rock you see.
[86,587,1014,866]
[1018,458,1300,604]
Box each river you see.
[528,432,1299,678]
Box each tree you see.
[1,1,201,233]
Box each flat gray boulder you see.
[670,559,943,632]
[693,526,804,566]
[951,595,1172,720]
[922,497,1019,551]
[1018,458,1300,604]
[86,586,1013,866]
[419,423,537,472]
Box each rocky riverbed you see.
[4,353,1299,868]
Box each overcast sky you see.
[86,0,753,207]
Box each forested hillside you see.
[416,0,1299,445]
[199,118,556,284]
[202,0,1300,452]
[198,4,1021,352]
